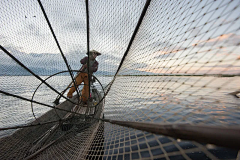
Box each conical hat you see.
[89,50,101,56]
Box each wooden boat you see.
[0,84,104,160]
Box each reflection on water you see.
[104,76,240,126]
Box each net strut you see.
[115,0,152,76]
[85,0,91,101]
[37,0,80,102]
[104,0,152,97]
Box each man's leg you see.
[81,73,89,103]
[67,73,84,98]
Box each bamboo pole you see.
[103,119,240,149]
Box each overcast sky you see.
[0,0,239,75]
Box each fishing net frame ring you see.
[31,70,105,122]
[30,70,78,122]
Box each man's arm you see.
[80,57,88,64]
[90,61,98,73]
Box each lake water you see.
[105,76,240,125]
[1,75,240,132]
[0,75,239,159]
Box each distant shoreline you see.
[0,74,239,77]
[117,74,240,77]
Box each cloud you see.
[137,67,171,74]
[118,61,149,75]
[0,46,80,75]
[191,28,201,37]
[99,53,122,62]
[192,33,240,47]
[153,45,186,59]
[122,62,148,70]
[202,64,240,68]
[137,65,240,75]
[191,66,240,75]
[154,50,178,59]
[134,59,240,75]
[0,44,123,76]
[63,20,86,32]
[18,23,47,38]
[0,34,7,41]
[132,40,186,60]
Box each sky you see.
[0,0,239,76]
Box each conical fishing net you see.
[0,0,240,159]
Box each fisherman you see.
[67,50,101,105]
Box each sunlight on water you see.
[104,76,240,126]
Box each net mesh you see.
[0,0,240,159]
